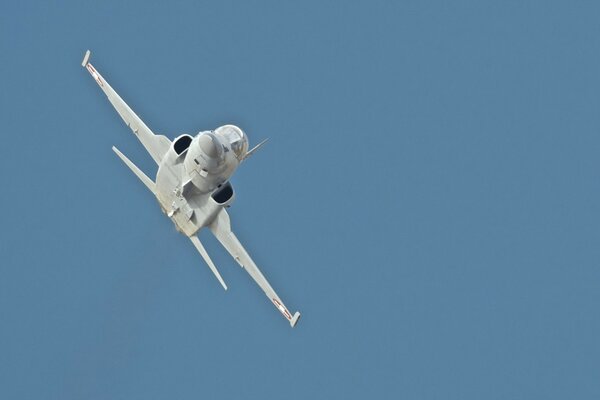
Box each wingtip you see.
[290,311,301,328]
[82,50,91,67]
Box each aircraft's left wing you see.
[82,50,171,164]
[210,209,301,327]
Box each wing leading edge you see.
[82,50,171,164]
[210,209,301,327]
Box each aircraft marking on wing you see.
[82,50,301,328]
[86,64,103,87]
[273,298,292,320]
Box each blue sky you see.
[1,1,599,399]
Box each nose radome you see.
[198,134,221,158]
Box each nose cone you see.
[198,133,223,158]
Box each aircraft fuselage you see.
[154,125,249,236]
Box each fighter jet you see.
[82,51,300,327]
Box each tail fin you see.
[190,235,228,290]
[112,146,155,193]
[242,138,269,161]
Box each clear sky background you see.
[1,1,599,399]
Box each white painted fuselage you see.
[155,125,248,236]
[82,50,300,327]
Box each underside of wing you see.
[82,50,171,164]
[209,209,301,327]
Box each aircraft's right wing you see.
[82,50,171,164]
[209,209,301,327]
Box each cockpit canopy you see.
[215,125,249,159]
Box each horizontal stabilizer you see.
[190,235,228,290]
[112,146,155,193]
